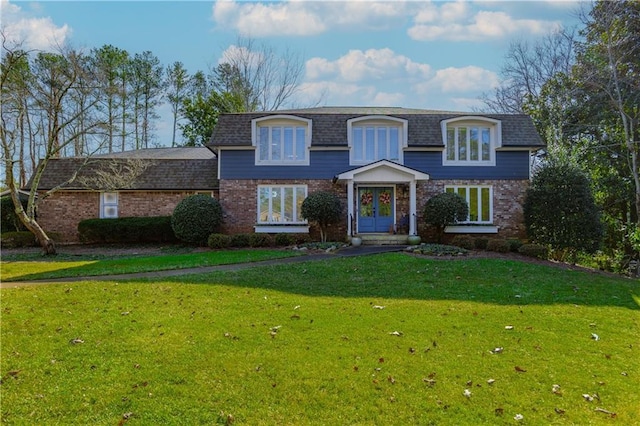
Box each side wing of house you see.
[209,108,544,240]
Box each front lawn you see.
[0,249,300,281]
[1,253,638,424]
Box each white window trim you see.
[348,116,408,166]
[441,116,501,166]
[445,185,493,225]
[252,115,312,166]
[256,184,308,227]
[100,192,118,218]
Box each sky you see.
[2,0,584,145]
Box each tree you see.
[1,36,107,254]
[180,90,243,147]
[130,51,163,148]
[215,36,305,111]
[300,191,342,243]
[523,162,603,257]
[423,192,468,243]
[164,61,190,147]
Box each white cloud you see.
[212,0,410,37]
[306,48,431,83]
[408,3,561,41]
[1,0,71,51]
[416,66,499,94]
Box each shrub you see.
[207,233,231,249]
[524,163,602,254]
[507,239,523,252]
[450,235,475,250]
[423,193,468,243]
[487,239,511,253]
[274,233,296,246]
[171,195,223,245]
[1,195,27,232]
[518,243,549,259]
[0,231,37,248]
[408,243,468,256]
[249,233,273,247]
[301,191,342,243]
[229,233,251,248]
[78,216,177,243]
[474,237,489,250]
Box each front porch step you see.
[356,234,409,245]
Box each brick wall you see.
[416,179,529,241]
[219,179,347,240]
[37,190,218,243]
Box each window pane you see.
[481,128,491,161]
[296,187,306,222]
[469,187,479,222]
[283,187,293,222]
[445,187,454,194]
[259,187,270,223]
[458,128,467,161]
[271,127,281,160]
[365,127,375,161]
[353,127,363,161]
[446,128,455,161]
[377,128,387,160]
[389,128,399,161]
[481,187,491,221]
[296,127,306,161]
[470,127,479,161]
[271,188,282,222]
[259,127,269,161]
[284,127,293,160]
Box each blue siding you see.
[404,151,530,180]
[220,150,530,180]
[220,150,350,179]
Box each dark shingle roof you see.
[28,148,218,191]
[209,107,544,149]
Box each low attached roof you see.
[27,147,218,191]
[209,106,544,149]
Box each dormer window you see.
[348,116,407,165]
[252,115,311,165]
[442,117,501,166]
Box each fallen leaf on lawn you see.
[514,366,527,373]
[463,389,472,398]
[388,376,396,384]
[423,378,436,387]
[372,305,385,310]
[490,347,504,354]
[487,379,496,385]
[595,407,617,418]
[121,311,130,316]
[293,305,300,310]
[582,394,594,402]
[505,325,514,330]
[555,408,565,415]
[389,331,403,336]
[494,408,504,416]
[69,338,84,344]
[552,384,562,395]
[514,414,524,421]
[591,333,600,341]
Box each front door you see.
[358,187,394,233]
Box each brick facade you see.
[37,190,217,243]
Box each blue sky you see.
[3,0,583,143]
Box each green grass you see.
[0,249,300,281]
[1,253,639,425]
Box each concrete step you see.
[356,234,409,245]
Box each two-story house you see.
[209,107,544,242]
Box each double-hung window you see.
[442,117,501,166]
[100,192,118,218]
[445,185,492,224]
[257,185,307,225]
[253,116,311,165]
[348,116,407,165]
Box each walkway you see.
[0,245,407,288]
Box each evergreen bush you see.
[207,233,231,249]
[423,193,468,242]
[518,243,549,259]
[0,231,37,248]
[301,191,342,243]
[78,216,176,243]
[171,195,223,245]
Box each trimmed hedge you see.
[0,231,37,248]
[450,235,475,250]
[249,233,273,247]
[78,216,177,243]
[518,243,549,259]
[487,239,511,253]
[207,233,231,249]
[171,195,223,245]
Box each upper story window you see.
[348,116,407,165]
[441,117,501,166]
[252,116,311,166]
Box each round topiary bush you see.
[423,192,468,242]
[171,195,223,245]
[301,191,342,243]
